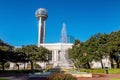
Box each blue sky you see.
[0,0,120,46]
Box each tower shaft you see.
[35,8,48,47]
[38,17,46,47]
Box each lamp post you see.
[105,56,109,74]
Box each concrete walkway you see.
[0,73,120,80]
[77,74,120,80]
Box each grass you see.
[0,78,9,80]
[80,68,120,74]
[109,69,120,74]
[110,78,120,80]
[0,69,42,74]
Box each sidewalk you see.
[0,73,120,80]
[77,74,120,80]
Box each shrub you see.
[90,69,105,73]
[0,70,42,74]
[34,64,41,70]
[5,63,10,69]
[80,68,104,74]
[48,68,61,73]
[47,73,77,80]
[46,64,53,71]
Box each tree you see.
[15,48,29,69]
[107,30,120,68]
[13,50,29,70]
[36,46,51,69]
[0,50,7,70]
[68,40,91,69]
[0,39,14,71]
[21,45,38,70]
[68,33,110,69]
[68,40,81,69]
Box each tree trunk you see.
[74,62,79,70]
[114,58,119,68]
[86,62,90,69]
[2,62,5,71]
[24,63,25,70]
[30,61,33,70]
[116,59,119,68]
[100,59,104,68]
[44,62,45,69]
[116,62,119,68]
[16,63,19,70]
[18,65,19,70]
[110,59,114,68]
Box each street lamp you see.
[105,56,109,74]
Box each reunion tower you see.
[35,8,48,47]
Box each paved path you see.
[0,73,28,80]
[0,73,120,80]
[77,74,120,80]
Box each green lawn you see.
[0,78,9,80]
[110,78,120,80]
[80,68,120,74]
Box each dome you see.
[35,8,48,20]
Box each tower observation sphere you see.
[35,8,48,47]
[35,8,48,20]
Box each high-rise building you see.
[67,35,75,43]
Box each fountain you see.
[57,23,92,77]
[60,23,67,43]
[59,23,72,69]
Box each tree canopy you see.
[68,30,120,69]
[0,39,50,70]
